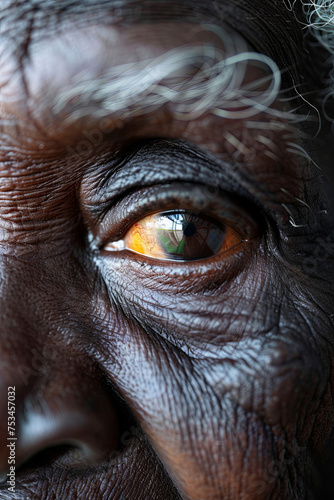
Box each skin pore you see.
[0,1,334,499]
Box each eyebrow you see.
[0,0,312,137]
[50,30,283,128]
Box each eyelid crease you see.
[86,138,259,216]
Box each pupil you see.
[156,211,226,261]
[183,222,196,237]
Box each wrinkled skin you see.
[0,1,334,499]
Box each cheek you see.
[95,249,334,498]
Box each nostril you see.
[14,404,119,471]
[0,388,119,479]
[0,358,121,480]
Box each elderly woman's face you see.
[0,1,334,499]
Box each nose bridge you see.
[0,254,120,477]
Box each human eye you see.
[106,210,240,262]
[103,189,258,263]
[89,137,262,274]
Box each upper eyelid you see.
[86,139,248,209]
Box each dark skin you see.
[0,1,334,499]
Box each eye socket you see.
[104,209,244,261]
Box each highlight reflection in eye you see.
[105,210,244,261]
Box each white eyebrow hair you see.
[50,25,285,126]
[301,1,334,121]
